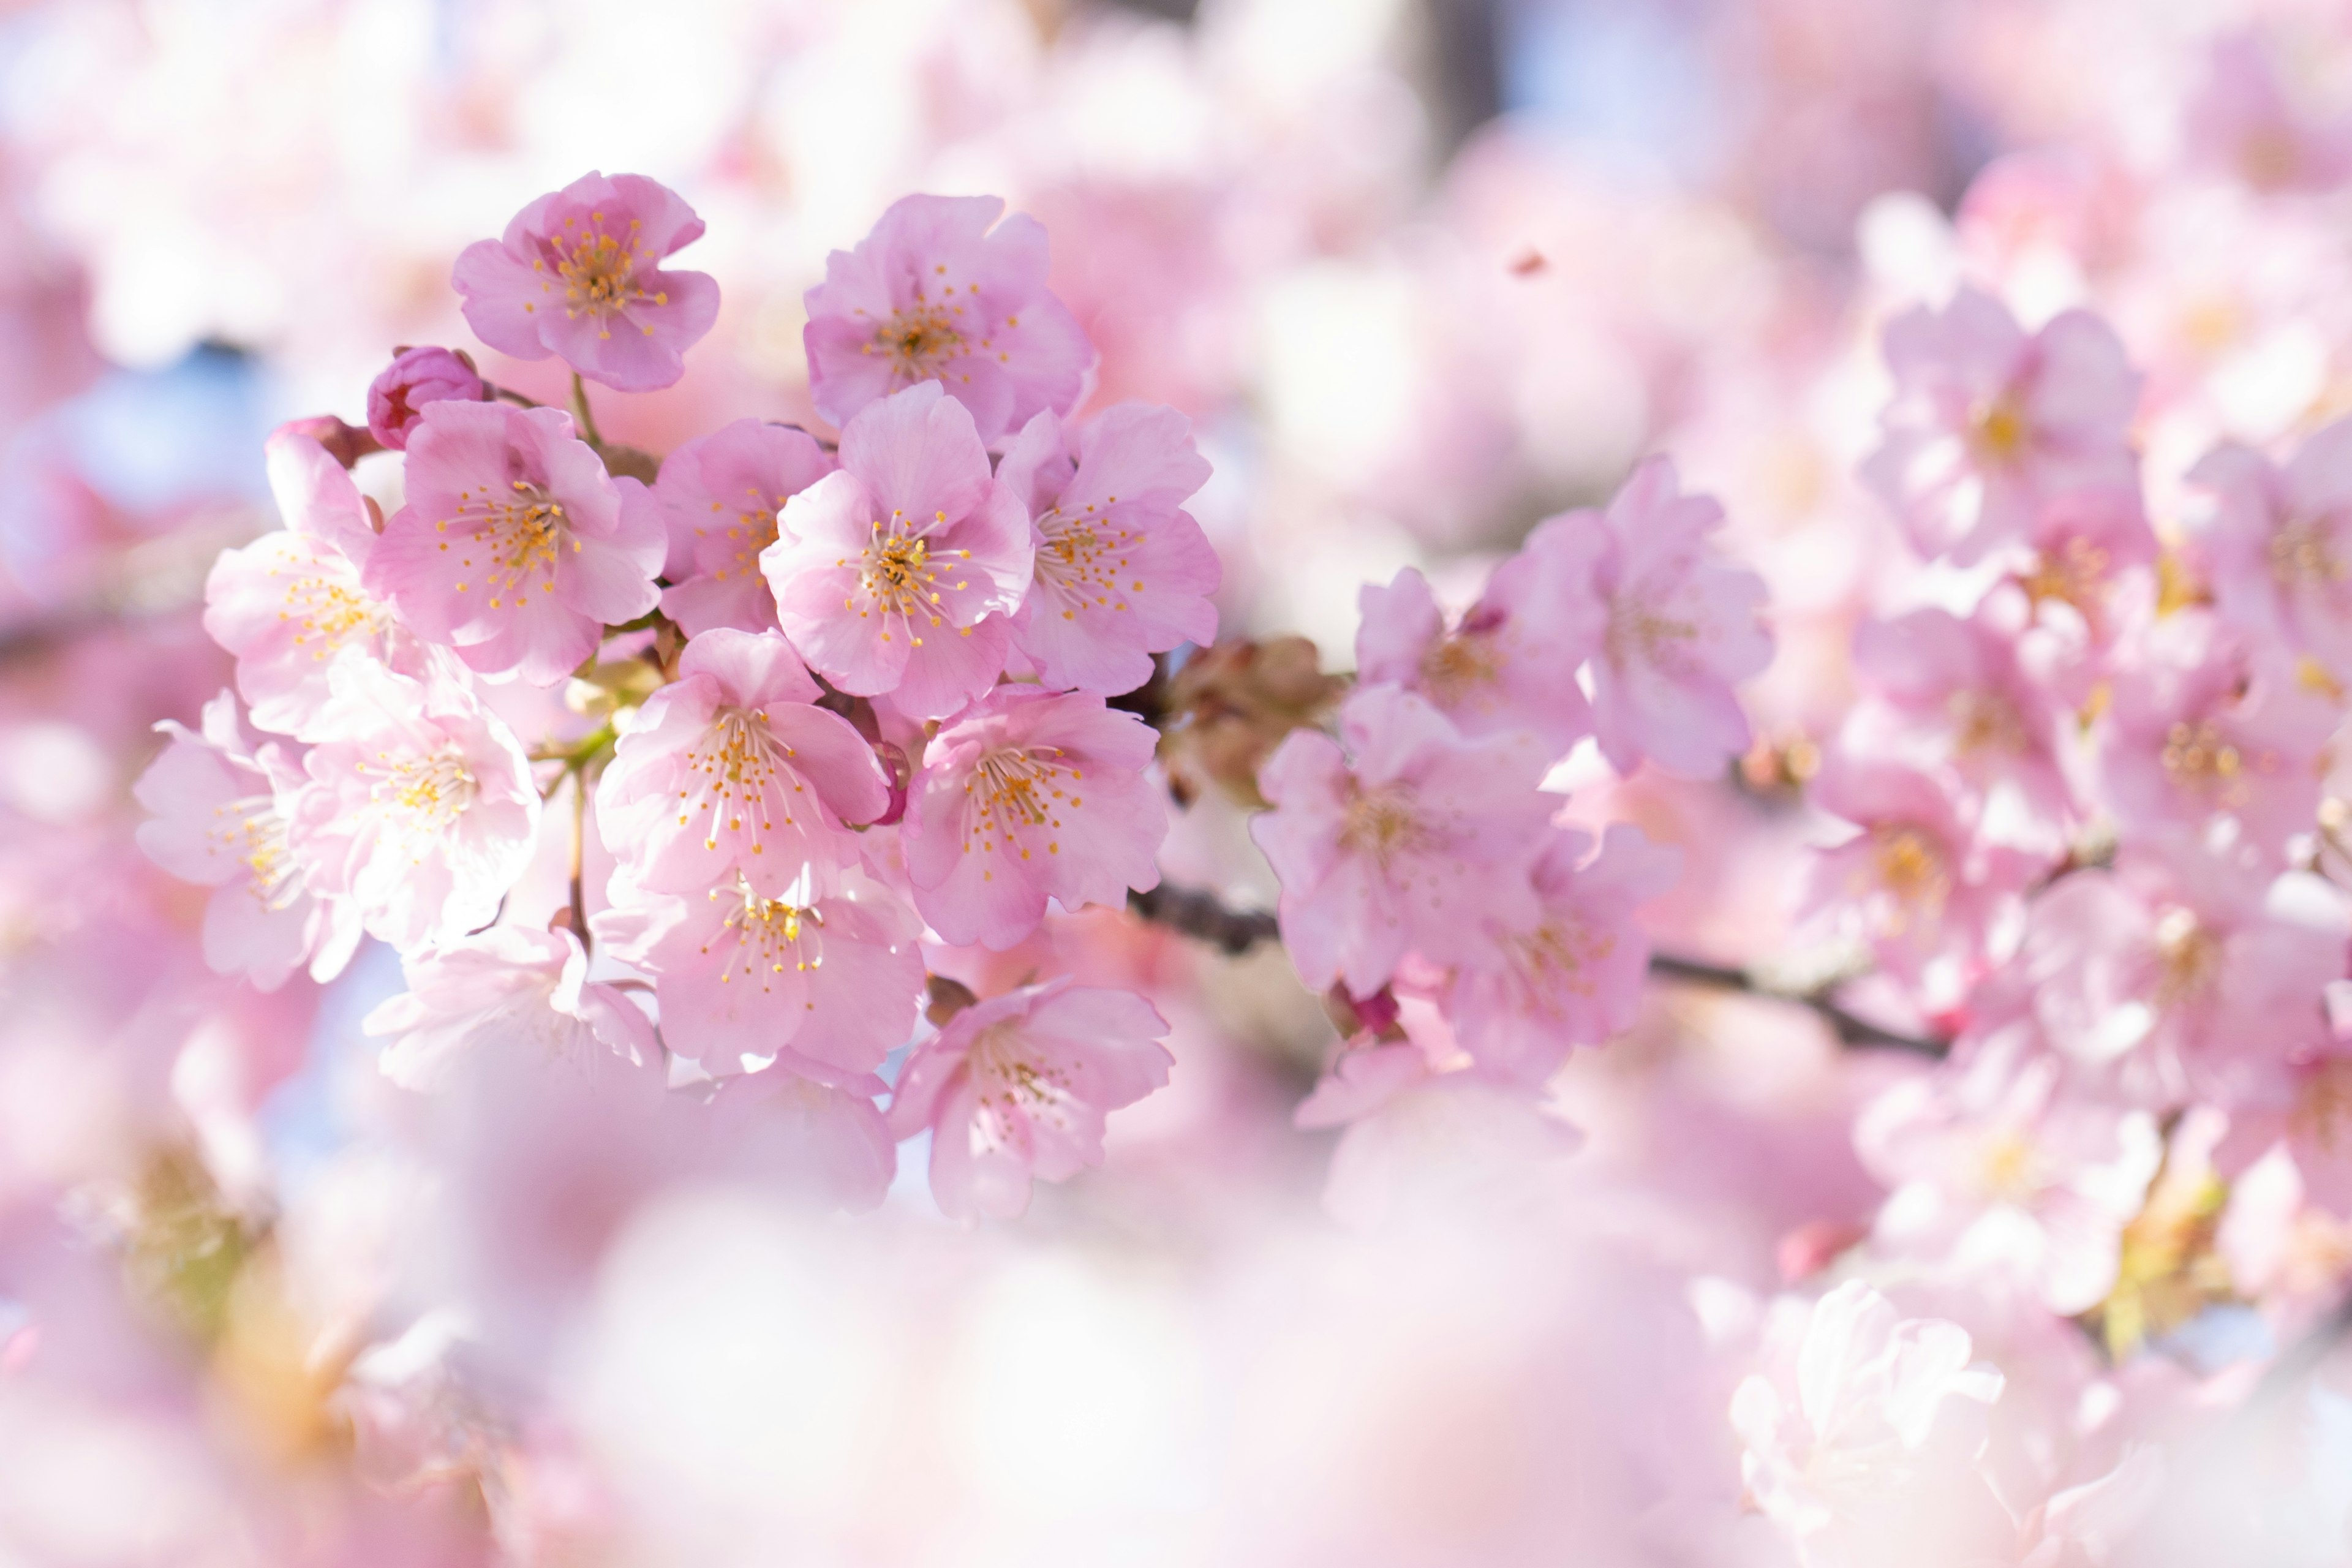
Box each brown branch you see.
[1128,880,1951,1057]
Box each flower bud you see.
[366,345,486,450]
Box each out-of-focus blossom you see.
[2187,32,2352,195]
[595,628,889,899]
[204,427,412,736]
[1537,456,1771,778]
[762,382,1031,719]
[367,401,666,686]
[804,193,1093,445]
[453,171,719,393]
[366,927,656,1091]
[1253,684,1553,998]
[596,867,922,1081]
[1858,1038,2162,1313]
[998,404,1218,695]
[287,657,538,951]
[902,685,1166,949]
[133,690,360,990]
[1443,824,1679,1085]
[1731,1281,2011,1568]
[1354,536,1600,756]
[885,978,1170,1222]
[654,420,834,638]
[1864,288,2144,567]
[2187,420,2352,680]
[366,347,486,452]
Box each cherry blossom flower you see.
[1442,824,1679,1085]
[1531,456,1771,778]
[1354,515,1605,755]
[1732,1281,2011,1568]
[2094,609,2333,861]
[286,656,538,951]
[2019,848,2344,1101]
[1847,598,2080,851]
[1857,1037,2162,1313]
[1252,683,1555,998]
[802,193,1094,445]
[1863,287,2144,567]
[452,170,720,393]
[2188,32,2352,194]
[2215,1028,2352,1219]
[594,629,889,900]
[366,347,486,451]
[885,978,1171,1223]
[2187,420,2352,680]
[1804,755,2040,989]
[652,420,834,638]
[366,401,666,686]
[901,685,1166,949]
[760,382,1031,719]
[595,867,924,1080]
[203,425,418,736]
[997,404,1219,695]
[132,690,360,990]
[365,927,656,1093]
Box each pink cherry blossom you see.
[1443,824,1680,1085]
[594,628,890,899]
[2188,32,2352,194]
[2215,1031,2352,1220]
[2093,609,2332,861]
[1863,287,2145,567]
[1354,530,1602,756]
[451,171,719,393]
[1856,1036,2162,1313]
[901,685,1167,950]
[886,978,1170,1223]
[1847,598,2079,851]
[1731,1281,2011,1568]
[2019,848,2344,1102]
[203,425,420,735]
[760,382,1031,718]
[287,656,539,951]
[997,404,1219,695]
[366,347,486,451]
[594,867,924,1080]
[1530,456,1771,778]
[1251,684,1554,998]
[2187,420,2352,680]
[132,690,360,990]
[366,401,666,686]
[364,926,656,1092]
[1804,755,2040,989]
[653,420,834,638]
[802,193,1094,445]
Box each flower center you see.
[680,708,805,855]
[1605,598,1699,671]
[2292,1059,2352,1153]
[970,1020,1074,1129]
[707,878,824,995]
[962,746,1082,864]
[1339,785,1428,867]
[1973,395,2030,461]
[281,556,388,658]
[873,302,966,381]
[1868,826,1950,921]
[209,792,301,910]
[1506,916,1613,1009]
[2271,518,2344,587]
[440,480,578,611]
[2152,906,2222,1009]
[372,745,477,833]
[1420,629,1504,705]
[2159,718,2247,797]
[1947,688,2027,756]
[1035,503,1140,618]
[542,214,668,339]
[846,513,973,646]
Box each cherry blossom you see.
[885,978,1171,1223]
[1533,456,1771,778]
[366,927,657,1092]
[366,400,666,686]
[452,170,720,393]
[1863,287,2144,567]
[1442,824,1679,1085]
[132,690,360,990]
[2187,419,2352,680]
[1251,684,1555,998]
[901,685,1167,949]
[285,656,539,951]
[997,404,1219,695]
[761,382,1032,719]
[594,867,924,1081]
[802,193,1094,445]
[366,346,486,451]
[653,419,834,638]
[594,628,890,899]
[203,425,415,735]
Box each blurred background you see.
[4,1,2351,1564]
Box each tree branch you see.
[1128,880,1951,1057]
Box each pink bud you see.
[870,741,911,827]
[366,345,488,451]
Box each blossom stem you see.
[568,371,604,449]
[568,769,590,954]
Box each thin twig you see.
[1127,880,1951,1057]
[568,770,590,952]
[568,371,603,448]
